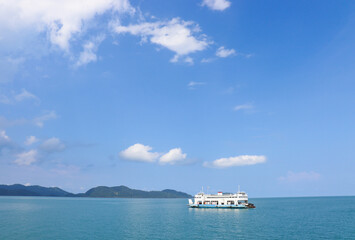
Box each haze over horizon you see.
[1,0,355,198]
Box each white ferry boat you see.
[188,189,255,209]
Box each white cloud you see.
[76,34,105,67]
[25,136,39,146]
[33,111,57,127]
[14,149,38,165]
[279,171,321,182]
[40,137,65,152]
[114,18,209,61]
[0,0,134,51]
[159,148,187,165]
[0,130,10,144]
[201,0,231,11]
[204,155,266,168]
[234,104,253,111]
[216,46,236,58]
[119,143,160,162]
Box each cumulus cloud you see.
[76,34,105,67]
[114,18,210,62]
[204,155,266,168]
[279,171,321,182]
[14,149,38,165]
[216,46,236,58]
[33,111,57,127]
[119,143,160,162]
[159,148,187,165]
[201,0,231,11]
[234,104,254,112]
[0,0,134,51]
[40,137,66,152]
[25,136,39,146]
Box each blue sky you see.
[0,0,355,197]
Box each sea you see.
[0,196,354,239]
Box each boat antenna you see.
[238,185,240,193]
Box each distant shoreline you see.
[0,184,192,198]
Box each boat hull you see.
[189,204,247,209]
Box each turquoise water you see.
[0,196,354,239]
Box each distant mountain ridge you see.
[85,185,191,198]
[0,184,192,198]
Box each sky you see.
[0,0,355,197]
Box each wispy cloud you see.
[24,136,39,146]
[188,81,206,89]
[201,58,215,63]
[40,137,66,153]
[203,155,266,168]
[234,103,254,112]
[279,171,321,183]
[14,89,39,102]
[33,111,57,127]
[14,149,38,166]
[184,57,194,65]
[201,0,231,11]
[0,130,11,145]
[0,89,39,104]
[75,35,105,67]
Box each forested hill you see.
[84,185,192,198]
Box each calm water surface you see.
[0,196,354,239]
